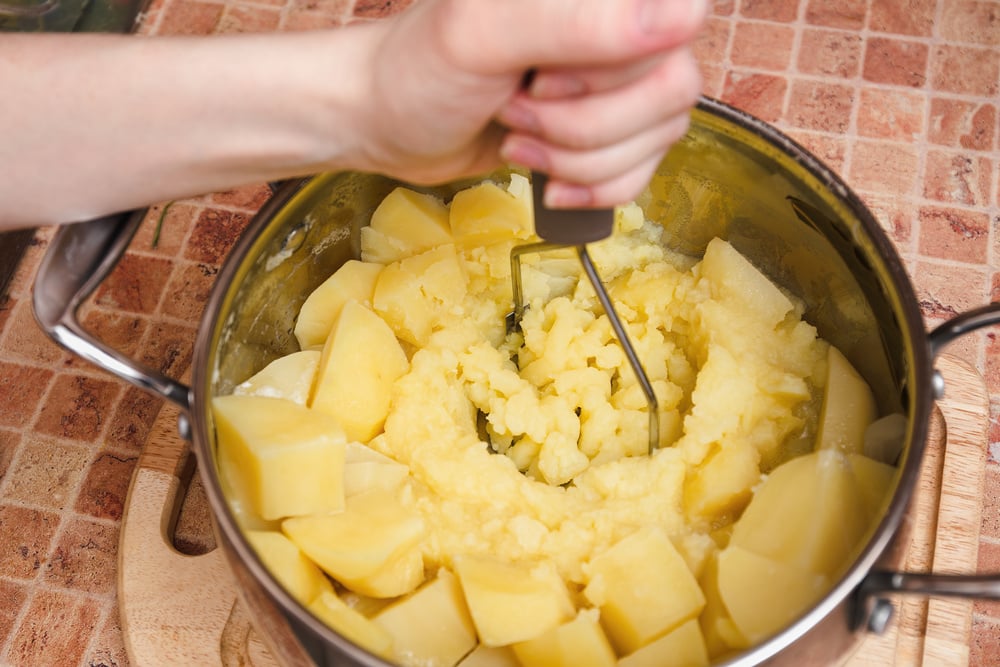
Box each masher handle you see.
[531,172,614,244]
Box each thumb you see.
[434,0,707,74]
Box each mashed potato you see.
[366,185,826,586]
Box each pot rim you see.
[189,95,935,666]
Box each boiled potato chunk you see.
[716,545,829,644]
[511,608,616,667]
[458,645,519,666]
[848,453,895,519]
[583,527,705,655]
[684,439,761,520]
[373,569,477,667]
[449,179,533,245]
[360,187,453,264]
[699,237,794,327]
[233,350,321,406]
[311,301,409,443]
[696,553,748,658]
[227,498,281,533]
[245,530,332,605]
[617,619,709,667]
[864,412,907,465]
[729,449,870,576]
[282,489,426,591]
[344,442,410,497]
[213,395,347,521]
[294,260,384,350]
[816,346,877,454]
[453,556,574,647]
[347,542,425,598]
[308,590,395,660]
[373,244,468,347]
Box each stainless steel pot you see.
[33,97,1000,666]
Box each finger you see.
[528,53,662,100]
[500,112,691,187]
[497,47,702,150]
[545,152,667,208]
[434,0,708,75]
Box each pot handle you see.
[32,210,192,412]
[856,306,1000,632]
[928,302,1000,372]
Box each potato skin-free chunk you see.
[213,394,347,521]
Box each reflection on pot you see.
[0,0,58,17]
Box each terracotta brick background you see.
[0,0,997,665]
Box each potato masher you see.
[506,172,660,455]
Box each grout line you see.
[76,602,114,667]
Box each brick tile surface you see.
[863,37,929,87]
[856,88,925,142]
[4,589,103,667]
[798,28,863,78]
[928,98,997,151]
[731,22,794,71]
[42,516,118,595]
[786,80,854,132]
[739,0,798,22]
[869,0,936,36]
[804,0,866,29]
[0,504,60,580]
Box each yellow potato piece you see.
[512,608,616,667]
[282,489,426,585]
[233,350,321,405]
[729,449,870,576]
[863,413,907,465]
[617,619,709,667]
[848,453,896,520]
[345,542,425,598]
[458,644,521,667]
[343,442,410,497]
[213,395,347,521]
[308,590,395,660]
[360,187,453,264]
[372,244,468,347]
[449,179,533,245]
[453,555,574,647]
[684,439,761,520]
[373,569,477,667]
[458,645,519,666]
[583,527,706,655]
[716,545,829,644]
[294,260,384,350]
[697,553,749,658]
[311,301,409,443]
[816,345,877,455]
[699,237,794,328]
[245,530,332,605]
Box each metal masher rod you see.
[506,241,660,455]
[507,241,563,333]
[577,247,659,455]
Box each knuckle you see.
[652,49,703,109]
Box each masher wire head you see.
[504,176,660,454]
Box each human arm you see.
[0,0,706,229]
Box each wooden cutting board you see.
[117,353,989,666]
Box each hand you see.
[358,0,707,208]
[0,0,705,228]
